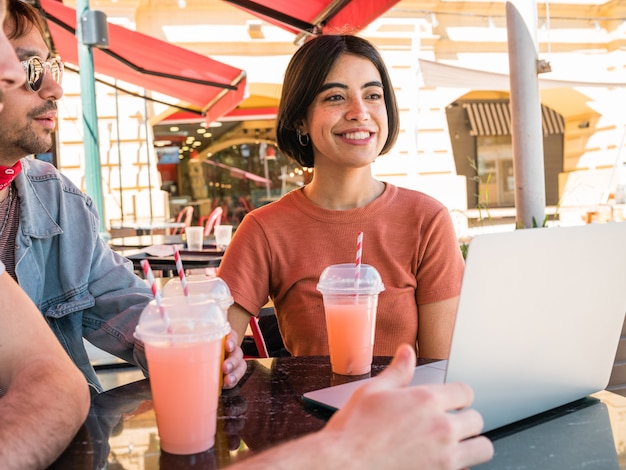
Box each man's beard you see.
[17,102,57,156]
[16,120,54,155]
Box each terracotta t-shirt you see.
[218,183,464,356]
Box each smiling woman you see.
[218,34,464,365]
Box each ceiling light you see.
[169,126,179,132]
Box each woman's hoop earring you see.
[297,130,310,147]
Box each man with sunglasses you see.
[0,0,247,394]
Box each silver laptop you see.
[302,222,626,433]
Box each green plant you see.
[514,198,562,229]
[468,157,494,228]
[460,241,470,260]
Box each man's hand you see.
[325,344,495,469]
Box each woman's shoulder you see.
[248,189,304,217]
[388,183,447,210]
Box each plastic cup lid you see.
[317,263,385,295]
[162,275,234,309]
[134,294,231,343]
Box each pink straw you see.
[172,246,189,296]
[141,259,170,329]
[355,231,363,288]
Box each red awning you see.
[39,0,247,124]
[223,0,400,37]
[202,159,272,186]
[160,106,278,125]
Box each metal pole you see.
[506,0,546,228]
[114,82,124,223]
[75,0,107,235]
[143,92,154,221]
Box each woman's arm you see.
[417,296,459,359]
[221,303,256,389]
[227,302,255,347]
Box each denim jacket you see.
[13,158,152,393]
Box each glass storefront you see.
[199,143,309,227]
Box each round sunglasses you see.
[20,56,64,92]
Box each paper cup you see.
[184,226,204,251]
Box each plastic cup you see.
[317,264,385,376]
[214,225,233,251]
[162,275,233,391]
[185,226,204,251]
[162,274,233,320]
[134,294,231,455]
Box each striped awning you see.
[462,101,565,137]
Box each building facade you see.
[53,0,625,230]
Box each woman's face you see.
[300,53,388,170]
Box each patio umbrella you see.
[40,0,247,123]
[224,0,400,41]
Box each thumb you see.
[361,344,416,394]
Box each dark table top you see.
[51,356,626,469]
[124,251,222,275]
[110,235,218,250]
[110,235,223,275]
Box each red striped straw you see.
[140,259,170,328]
[355,231,363,288]
[172,246,189,296]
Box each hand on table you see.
[324,344,495,470]
[222,329,247,389]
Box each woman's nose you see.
[345,97,370,121]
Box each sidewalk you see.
[451,204,612,240]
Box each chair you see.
[608,315,626,397]
[200,206,223,237]
[247,317,269,358]
[241,305,288,358]
[239,196,255,214]
[171,205,194,235]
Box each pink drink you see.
[134,295,230,455]
[317,263,384,376]
[325,301,376,375]
[145,335,223,455]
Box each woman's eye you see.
[326,94,344,102]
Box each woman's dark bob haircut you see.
[276,35,400,168]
